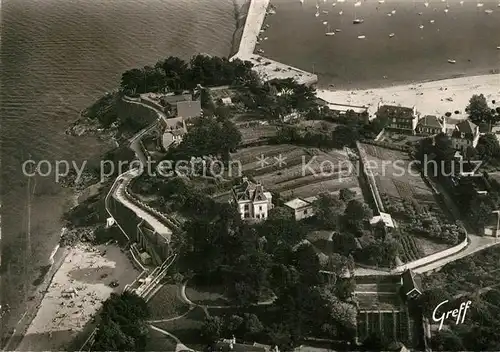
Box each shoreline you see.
[233,0,499,113]
[2,244,70,351]
[317,72,500,117]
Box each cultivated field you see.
[360,143,454,259]
[147,284,190,320]
[229,144,361,200]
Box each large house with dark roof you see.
[231,177,273,221]
[415,115,445,135]
[377,103,419,134]
[451,120,480,151]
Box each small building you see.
[221,97,233,106]
[370,212,395,228]
[400,269,422,300]
[327,103,370,122]
[284,197,315,220]
[230,177,273,221]
[415,115,445,135]
[161,120,187,150]
[177,100,202,119]
[215,337,274,352]
[377,103,419,134]
[451,120,480,151]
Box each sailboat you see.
[424,1,429,7]
[315,11,320,17]
[353,1,364,23]
[300,0,304,5]
[325,24,336,35]
[339,10,343,15]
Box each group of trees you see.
[92,292,150,351]
[120,55,257,95]
[466,94,500,125]
[166,181,360,348]
[166,115,241,162]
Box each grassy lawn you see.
[145,326,178,352]
[147,284,190,320]
[185,281,232,306]
[153,306,207,351]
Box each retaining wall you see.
[391,235,468,273]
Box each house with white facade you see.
[284,197,316,221]
[451,120,480,151]
[231,177,273,221]
[161,120,187,150]
[377,103,419,134]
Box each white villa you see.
[231,177,273,221]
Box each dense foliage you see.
[120,55,257,94]
[93,292,150,351]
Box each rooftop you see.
[232,177,270,203]
[401,269,422,295]
[370,212,395,228]
[377,104,415,119]
[417,115,443,128]
[177,100,201,118]
[452,119,478,139]
[284,198,313,210]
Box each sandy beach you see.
[317,73,500,118]
[15,243,140,351]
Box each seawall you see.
[231,0,318,86]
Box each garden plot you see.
[280,176,360,200]
[360,143,457,259]
[231,144,298,167]
[239,124,278,143]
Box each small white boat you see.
[391,9,396,14]
[358,35,366,39]
[335,28,342,32]
[353,18,364,24]
[257,49,265,54]
[316,3,320,9]
[264,37,268,40]
[339,10,343,15]
[419,24,424,29]
[332,3,336,6]
[337,0,345,2]
[477,3,484,7]
[418,12,423,15]
[389,33,395,38]
[497,46,500,49]
[322,10,329,14]
[387,13,392,16]
[300,0,304,4]
[448,59,456,64]
[485,9,493,13]
[325,32,336,36]
[315,11,320,17]
[460,0,464,4]
[323,21,328,24]
[378,0,385,3]
[424,1,429,7]
[430,19,435,23]
[354,1,362,6]
[444,8,449,12]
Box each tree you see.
[291,243,322,285]
[466,94,492,123]
[339,188,356,202]
[201,316,224,343]
[268,264,300,296]
[419,287,451,318]
[476,133,500,162]
[226,315,244,334]
[361,332,390,351]
[313,193,345,230]
[93,292,150,351]
[342,199,373,233]
[242,313,264,337]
